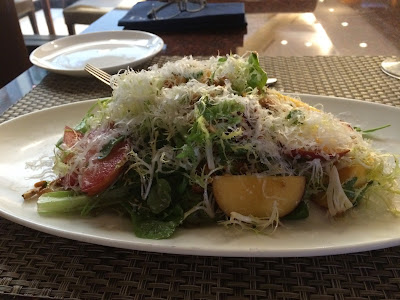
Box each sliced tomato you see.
[60,172,79,188]
[63,126,83,148]
[80,140,129,196]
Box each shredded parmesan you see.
[46,53,399,235]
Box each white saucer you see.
[29,31,164,76]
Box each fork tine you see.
[84,64,110,85]
[86,64,111,80]
[84,63,117,88]
[84,64,110,82]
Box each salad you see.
[23,53,400,239]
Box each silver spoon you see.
[381,58,400,80]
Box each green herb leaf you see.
[187,71,203,80]
[147,179,172,214]
[202,100,244,125]
[282,201,309,220]
[159,204,184,225]
[354,124,390,134]
[131,216,178,239]
[98,136,124,160]
[286,109,305,125]
[55,137,64,148]
[180,191,214,226]
[342,177,373,206]
[247,52,268,90]
[176,176,189,195]
[342,177,358,200]
[74,98,111,134]
[353,181,374,206]
[176,144,196,160]
[130,205,184,239]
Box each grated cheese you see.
[50,53,398,223]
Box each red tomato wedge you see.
[61,172,79,187]
[80,140,129,196]
[63,126,83,148]
[62,126,84,163]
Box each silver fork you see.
[84,63,118,88]
[85,63,277,87]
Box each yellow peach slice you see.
[313,164,369,208]
[212,175,306,217]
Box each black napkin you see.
[118,1,246,32]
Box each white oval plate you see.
[0,94,400,257]
[29,31,164,76]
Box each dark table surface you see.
[1,6,400,300]
[0,6,259,115]
[83,9,247,56]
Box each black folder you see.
[118,1,246,32]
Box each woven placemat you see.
[1,56,400,300]
[1,56,399,124]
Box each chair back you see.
[0,0,31,88]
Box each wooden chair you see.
[14,0,39,34]
[1,0,32,88]
[63,0,141,35]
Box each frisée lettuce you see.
[23,52,400,239]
